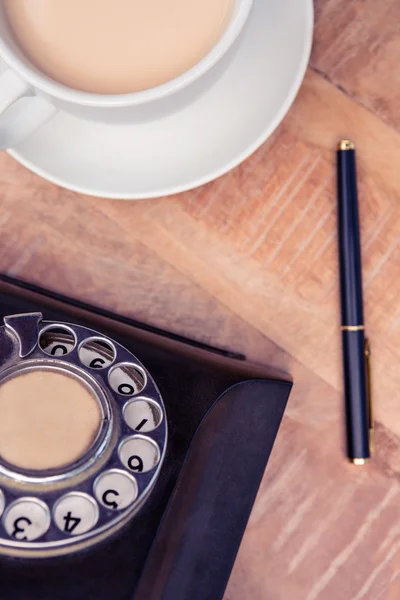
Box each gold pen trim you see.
[352,458,369,466]
[341,325,365,331]
[339,139,355,151]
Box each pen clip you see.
[364,339,374,454]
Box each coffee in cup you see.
[0,0,253,150]
[4,0,234,94]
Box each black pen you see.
[337,140,373,465]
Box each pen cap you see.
[337,145,364,326]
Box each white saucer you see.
[7,0,313,200]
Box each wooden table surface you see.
[1,1,400,598]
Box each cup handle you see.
[0,69,57,150]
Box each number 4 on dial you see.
[63,511,81,534]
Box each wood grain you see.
[1,0,400,598]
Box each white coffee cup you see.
[0,0,253,151]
